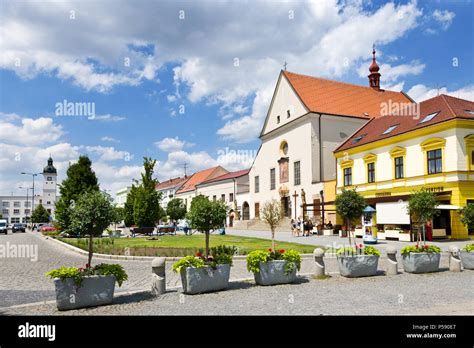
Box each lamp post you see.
[20,172,41,218]
[18,186,32,225]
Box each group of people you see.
[290,217,314,237]
[290,218,334,237]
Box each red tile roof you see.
[283,70,413,119]
[335,94,474,152]
[198,169,250,185]
[155,177,188,191]
[175,166,228,194]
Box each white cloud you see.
[357,61,426,84]
[83,146,132,162]
[433,9,455,31]
[101,136,120,143]
[407,84,474,102]
[0,117,63,145]
[167,95,177,103]
[154,137,194,152]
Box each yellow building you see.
[334,94,474,240]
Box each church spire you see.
[368,45,381,91]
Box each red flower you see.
[415,245,419,248]
[196,252,203,257]
[424,245,429,249]
[279,249,285,253]
[268,248,272,252]
[85,263,91,268]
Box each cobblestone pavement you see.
[0,230,463,310]
[2,270,472,315]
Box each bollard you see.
[313,248,325,277]
[448,246,461,272]
[386,246,398,275]
[151,257,166,296]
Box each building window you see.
[24,202,30,207]
[287,110,291,118]
[2,209,8,215]
[221,194,225,202]
[427,149,442,174]
[13,209,20,215]
[254,202,260,218]
[343,168,352,186]
[13,201,20,207]
[213,195,217,201]
[277,115,280,124]
[229,193,234,202]
[2,202,9,207]
[367,162,375,183]
[394,157,404,179]
[24,209,30,215]
[47,176,52,181]
[270,168,275,190]
[254,176,259,193]
[294,161,301,186]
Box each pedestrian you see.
[308,219,314,236]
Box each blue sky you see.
[0,0,472,196]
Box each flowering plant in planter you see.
[172,248,233,273]
[45,263,128,287]
[246,249,301,275]
[336,244,381,257]
[462,243,474,252]
[335,244,380,278]
[400,244,441,255]
[459,244,474,270]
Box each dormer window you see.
[382,125,398,135]
[277,115,280,124]
[352,134,366,144]
[420,111,439,124]
[465,110,474,115]
[287,110,291,118]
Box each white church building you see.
[245,50,413,224]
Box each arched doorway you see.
[242,202,250,220]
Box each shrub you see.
[336,245,381,257]
[462,244,474,252]
[45,264,128,287]
[246,249,301,275]
[172,255,205,273]
[400,245,441,255]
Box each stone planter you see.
[336,255,379,277]
[254,260,297,286]
[53,275,116,310]
[402,253,440,273]
[459,251,474,270]
[180,264,231,294]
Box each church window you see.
[287,110,291,118]
[294,161,301,186]
[270,168,275,190]
[277,116,280,124]
[254,176,260,193]
[279,159,289,183]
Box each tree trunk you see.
[422,223,426,246]
[347,218,352,247]
[205,231,210,258]
[271,229,275,251]
[87,234,93,267]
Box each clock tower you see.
[42,156,57,218]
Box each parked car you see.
[33,223,45,231]
[0,219,7,235]
[12,223,26,233]
[40,224,57,232]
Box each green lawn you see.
[59,234,319,257]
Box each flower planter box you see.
[459,251,474,270]
[180,264,231,295]
[53,275,116,311]
[336,255,379,278]
[402,253,440,273]
[323,229,334,236]
[254,260,297,286]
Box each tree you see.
[407,189,439,244]
[31,204,50,223]
[55,155,99,233]
[131,157,163,227]
[335,188,366,246]
[166,198,187,224]
[187,195,227,258]
[123,184,138,227]
[260,199,282,250]
[69,191,116,266]
[459,203,474,233]
[114,207,125,223]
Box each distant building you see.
[115,187,131,208]
[155,177,188,210]
[0,157,58,223]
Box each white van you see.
[0,219,7,235]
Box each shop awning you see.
[437,204,461,210]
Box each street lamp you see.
[20,172,42,217]
[18,186,32,225]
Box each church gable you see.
[260,71,309,137]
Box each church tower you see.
[42,156,57,217]
[368,46,381,90]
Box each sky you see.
[0,0,473,198]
